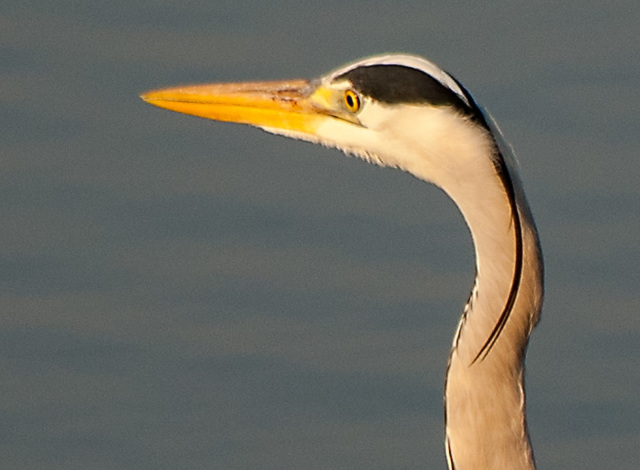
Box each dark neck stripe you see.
[447,75,525,363]
[471,147,524,363]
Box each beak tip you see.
[140,91,164,108]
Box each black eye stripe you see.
[335,64,482,122]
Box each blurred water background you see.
[2,2,639,469]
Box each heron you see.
[141,54,544,470]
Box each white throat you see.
[317,104,543,470]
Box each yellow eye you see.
[344,90,361,113]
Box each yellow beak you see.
[140,79,330,135]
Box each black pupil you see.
[347,93,355,108]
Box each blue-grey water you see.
[2,1,639,469]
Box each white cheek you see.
[314,115,389,166]
[357,105,498,188]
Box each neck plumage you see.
[334,103,544,469]
[442,150,543,470]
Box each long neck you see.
[339,103,544,469]
[443,160,543,470]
